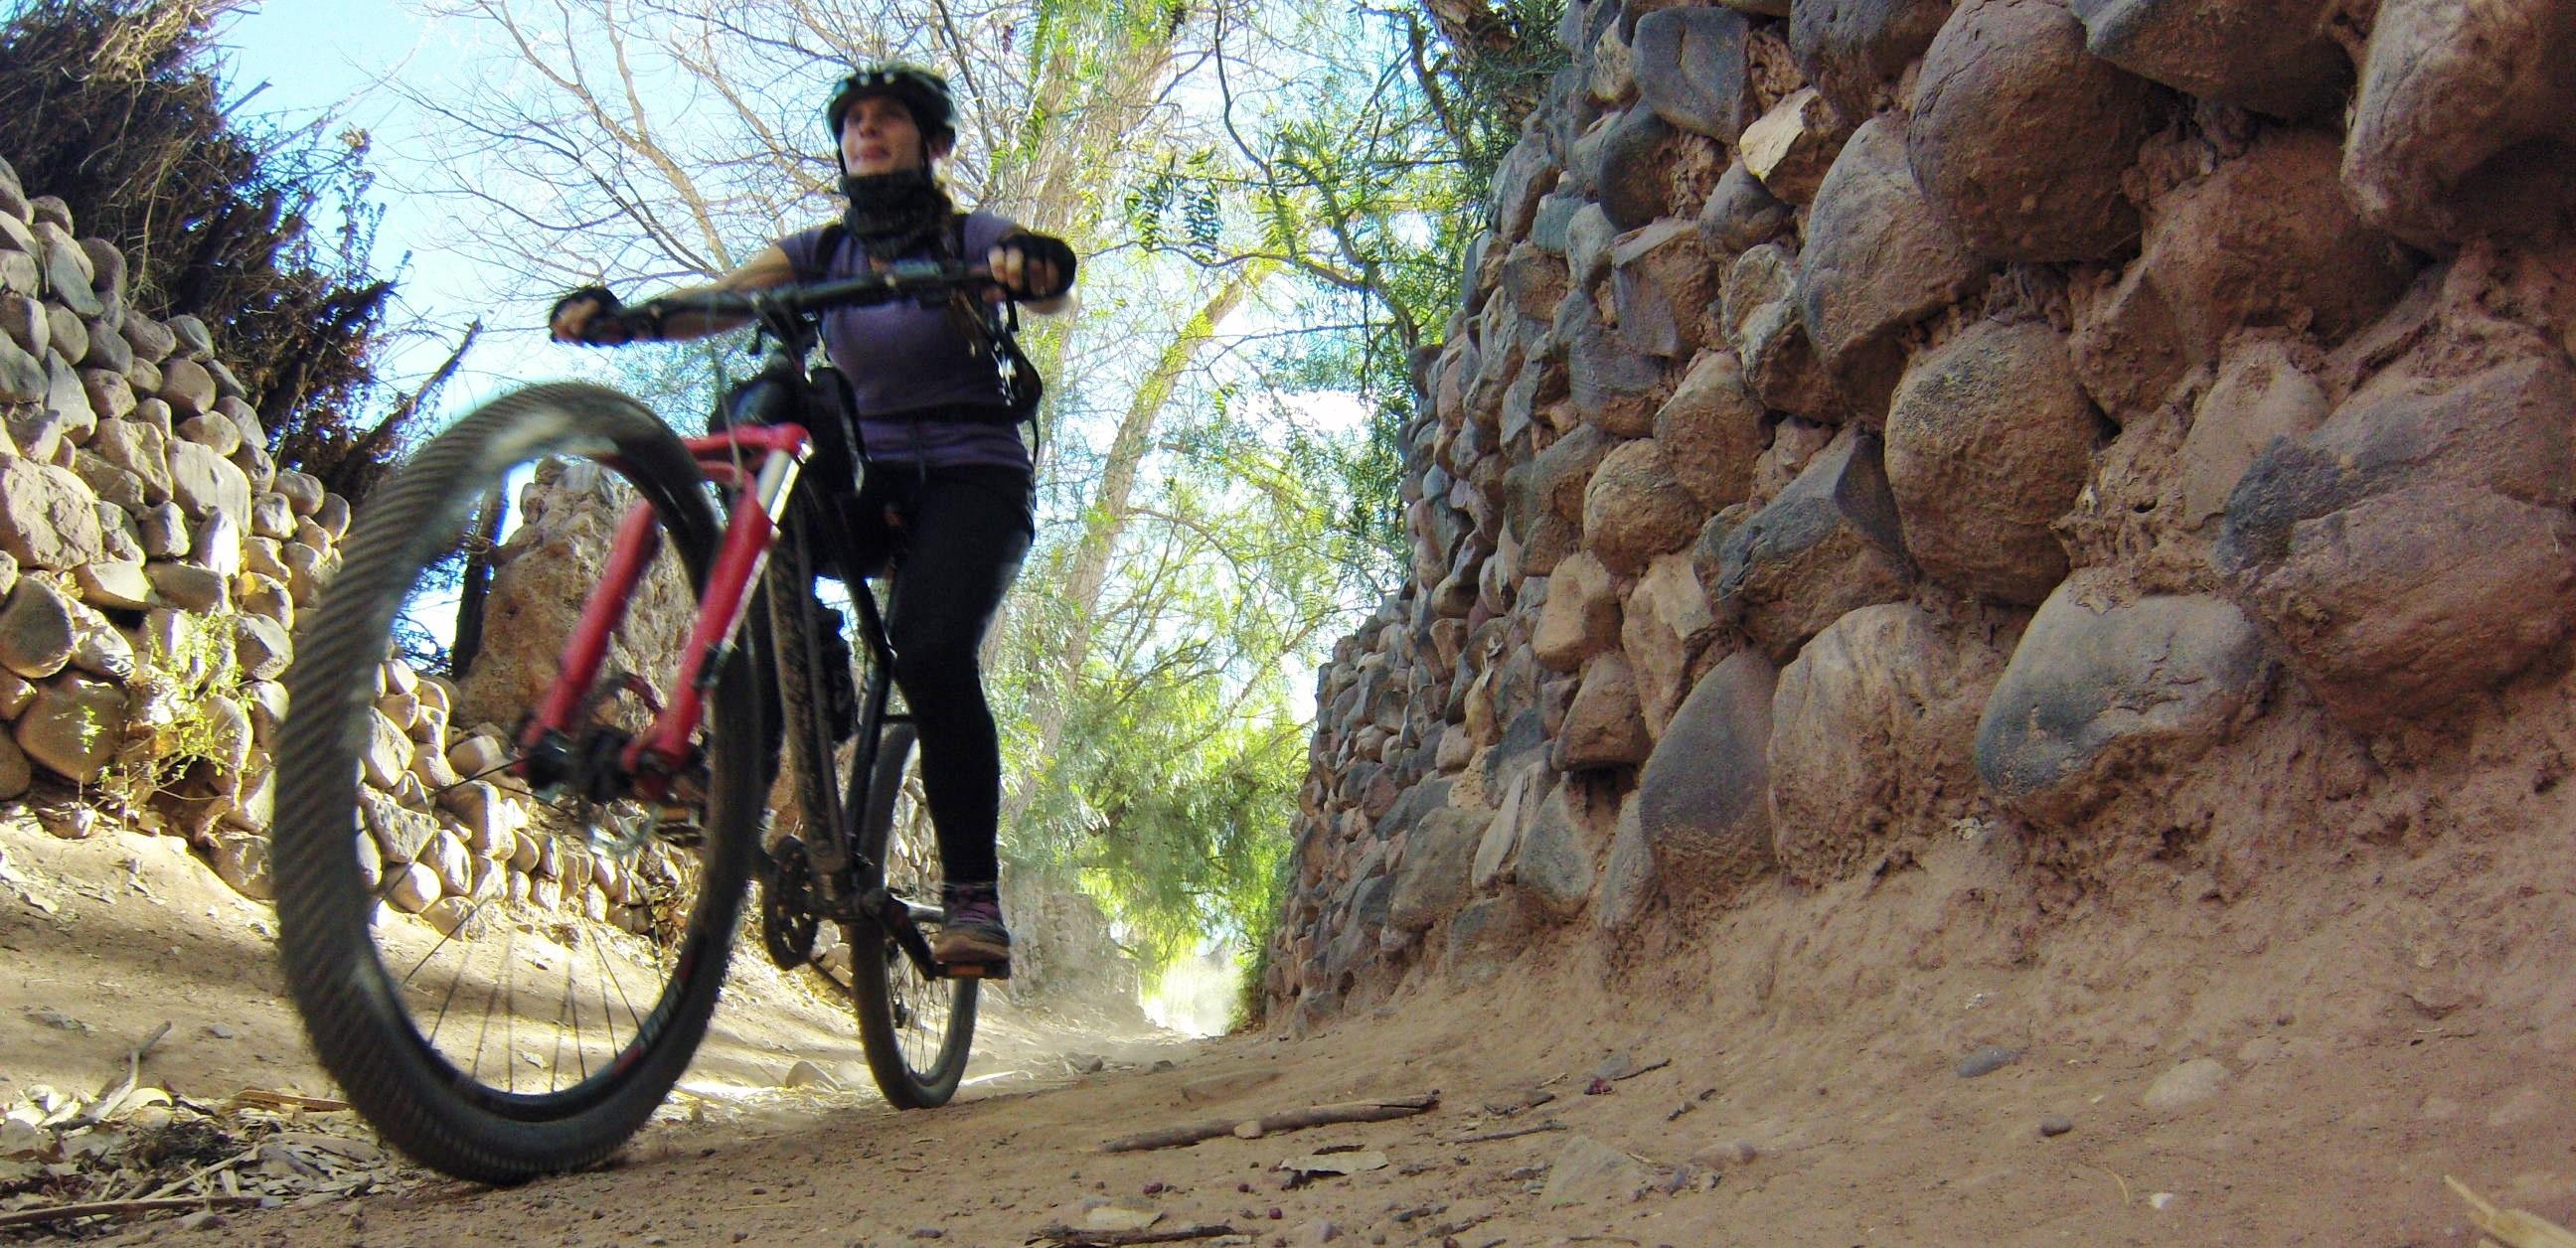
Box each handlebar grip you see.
[574,303,667,346]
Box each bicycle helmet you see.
[827,63,956,146]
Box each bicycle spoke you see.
[470,917,517,1087]
[600,921,644,1040]
[424,758,533,805]
[424,922,476,1046]
[505,921,522,1095]
[562,949,586,1085]
[590,928,624,1061]
[398,900,466,988]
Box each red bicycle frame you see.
[513,423,811,801]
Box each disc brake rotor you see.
[760,836,822,969]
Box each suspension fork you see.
[513,425,813,802]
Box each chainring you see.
[759,836,822,969]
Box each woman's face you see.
[840,95,943,176]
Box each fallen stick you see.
[229,1089,351,1113]
[1610,1058,1670,1082]
[1030,1223,1239,1246]
[65,1021,173,1130]
[143,1145,259,1200]
[1100,1094,1438,1153]
[2447,1175,2576,1248]
[1449,1119,1566,1144]
[0,1194,265,1229]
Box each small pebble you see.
[1269,1207,1284,1219]
[1143,1180,1167,1194]
[26,1008,87,1033]
[909,1229,946,1240]
[2038,1115,2074,1138]
[1956,1044,2022,1078]
[179,1212,228,1231]
[2141,1057,2230,1110]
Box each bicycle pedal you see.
[939,959,1010,981]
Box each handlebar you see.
[575,261,1003,345]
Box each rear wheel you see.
[758,529,974,1104]
[272,383,759,1182]
[845,724,979,1107]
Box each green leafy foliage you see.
[397,0,1558,1013]
[1118,0,1568,603]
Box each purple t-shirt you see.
[778,212,1032,472]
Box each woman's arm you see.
[549,244,798,343]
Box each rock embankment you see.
[1271,0,2576,1026]
[0,152,677,936]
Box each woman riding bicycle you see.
[548,63,1074,971]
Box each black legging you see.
[843,463,1032,885]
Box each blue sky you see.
[217,1,605,412]
[209,0,1372,450]
[208,0,1375,723]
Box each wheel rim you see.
[340,453,731,1117]
[877,751,964,1083]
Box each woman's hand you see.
[549,287,628,345]
[986,233,1076,305]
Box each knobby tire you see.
[847,723,978,1107]
[272,383,759,1183]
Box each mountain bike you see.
[272,262,1006,1183]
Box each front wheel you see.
[846,724,979,1107]
[272,383,761,1182]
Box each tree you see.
[0,0,425,499]
[1122,0,1569,593]
[403,0,1342,974]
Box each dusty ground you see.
[1,805,2571,1247]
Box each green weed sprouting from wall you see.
[87,606,251,821]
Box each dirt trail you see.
[6,818,2574,1246]
[0,815,1151,1110]
[65,976,2576,1248]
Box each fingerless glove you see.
[1002,233,1077,299]
[549,285,620,327]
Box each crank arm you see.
[860,886,943,979]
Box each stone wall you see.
[0,151,678,937]
[1269,0,2576,1027]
